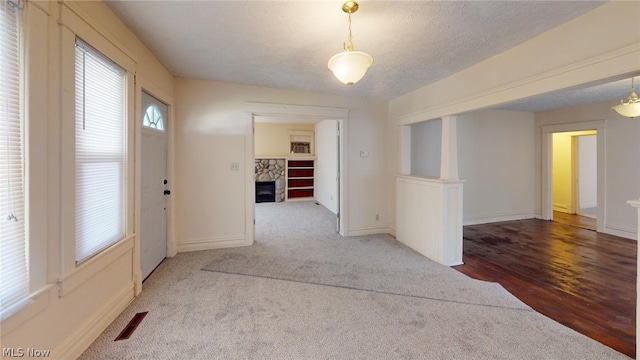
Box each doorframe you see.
[134,76,175,295]
[244,102,349,240]
[541,120,606,232]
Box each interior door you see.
[577,134,597,217]
[141,91,168,280]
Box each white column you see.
[440,115,459,180]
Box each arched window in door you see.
[143,104,164,131]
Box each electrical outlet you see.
[375,214,379,221]
[230,162,239,171]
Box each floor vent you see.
[114,312,148,341]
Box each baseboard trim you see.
[347,226,393,237]
[463,212,535,226]
[604,224,637,240]
[53,282,134,360]
[178,236,247,252]
[553,204,570,212]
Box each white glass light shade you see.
[612,102,640,118]
[328,50,373,86]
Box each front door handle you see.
[164,190,171,195]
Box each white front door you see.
[141,91,168,280]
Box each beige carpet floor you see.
[79,201,629,359]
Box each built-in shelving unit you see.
[286,159,314,200]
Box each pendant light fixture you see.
[328,1,373,86]
[612,77,640,118]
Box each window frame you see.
[74,37,127,265]
[0,0,29,321]
[57,11,136,291]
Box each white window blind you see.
[75,38,126,264]
[0,0,29,319]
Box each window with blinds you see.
[0,0,29,320]
[75,38,126,264]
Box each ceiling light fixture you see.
[612,77,640,118]
[327,1,373,86]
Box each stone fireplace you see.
[254,159,285,202]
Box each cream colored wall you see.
[552,133,573,213]
[387,1,640,233]
[0,1,174,358]
[255,123,315,157]
[174,78,390,247]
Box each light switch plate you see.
[360,151,369,158]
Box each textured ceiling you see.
[106,0,632,110]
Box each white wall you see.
[315,120,339,214]
[410,120,441,177]
[578,135,597,210]
[536,101,640,239]
[1,1,174,358]
[458,110,536,224]
[174,78,390,247]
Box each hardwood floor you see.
[553,210,597,231]
[454,217,636,358]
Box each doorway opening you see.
[252,117,342,236]
[551,130,597,228]
[245,102,348,241]
[542,121,605,233]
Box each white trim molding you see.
[177,236,247,253]
[541,120,607,233]
[398,43,640,125]
[604,224,637,241]
[463,212,536,226]
[245,102,350,236]
[245,102,349,120]
[347,226,393,237]
[57,236,134,297]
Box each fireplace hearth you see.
[255,181,276,203]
